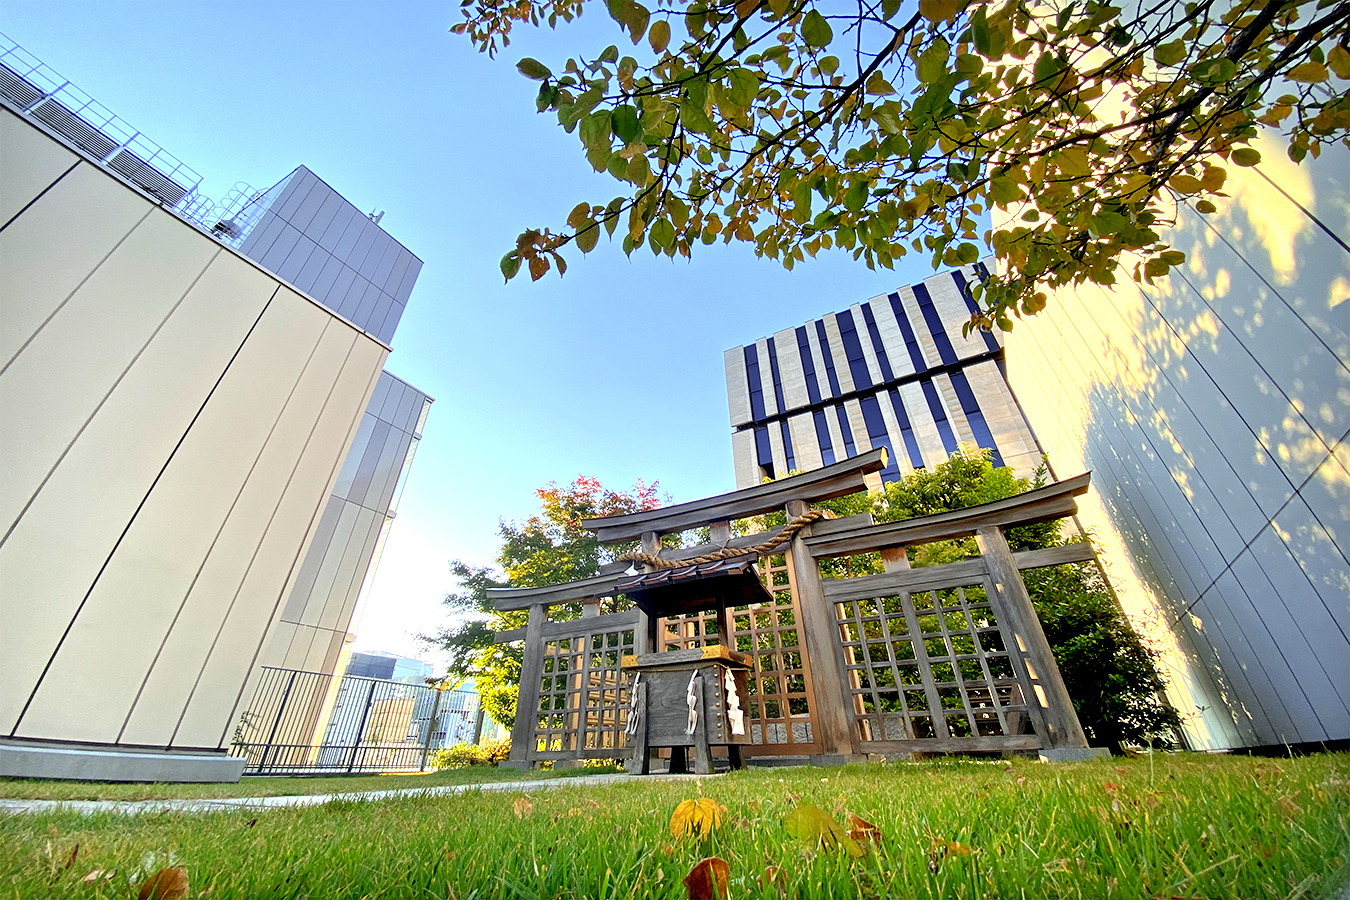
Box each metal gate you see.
[230,666,483,774]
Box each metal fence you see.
[229,666,484,775]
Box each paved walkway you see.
[0,772,711,817]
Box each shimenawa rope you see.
[613,508,830,570]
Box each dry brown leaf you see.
[746,800,761,812]
[1102,782,1122,793]
[567,807,586,817]
[1277,794,1302,817]
[670,798,725,840]
[513,796,533,819]
[83,869,115,886]
[583,798,600,809]
[64,844,79,870]
[847,812,882,844]
[683,857,730,900]
[138,867,189,900]
[759,864,787,894]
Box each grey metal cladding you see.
[367,372,395,418]
[310,255,345,301]
[394,258,421,304]
[376,301,406,345]
[383,249,413,294]
[371,239,401,287]
[337,276,375,322]
[327,267,358,318]
[332,209,365,259]
[333,413,377,499]
[307,191,344,239]
[364,428,410,512]
[319,203,357,253]
[259,223,303,274]
[347,418,392,504]
[364,292,394,339]
[276,234,318,285]
[273,168,317,221]
[378,380,408,423]
[291,180,330,231]
[351,281,383,329]
[293,240,332,295]
[347,221,379,273]
[281,501,345,623]
[393,383,421,432]
[238,209,285,261]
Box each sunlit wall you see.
[1004,132,1349,750]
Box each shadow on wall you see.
[1074,133,1350,747]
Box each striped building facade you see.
[724,265,1041,488]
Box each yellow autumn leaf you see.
[1329,44,1350,80]
[1287,60,1329,83]
[919,0,964,23]
[1199,165,1227,192]
[513,796,534,819]
[671,798,726,839]
[1168,174,1203,194]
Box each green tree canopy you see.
[421,476,661,727]
[455,0,1349,328]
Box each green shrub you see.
[429,737,512,770]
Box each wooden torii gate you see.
[492,449,1107,769]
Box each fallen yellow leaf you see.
[671,798,726,840]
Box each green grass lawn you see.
[2,753,1347,899]
[0,764,615,802]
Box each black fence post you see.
[260,670,298,774]
[420,687,445,772]
[346,678,379,773]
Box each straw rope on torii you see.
[612,508,832,570]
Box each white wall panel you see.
[0,109,77,224]
[116,303,333,746]
[0,163,150,367]
[0,255,277,736]
[0,213,218,535]
[176,336,384,748]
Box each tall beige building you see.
[0,42,430,781]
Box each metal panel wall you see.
[233,166,422,345]
[256,371,432,680]
[0,109,389,757]
[1002,133,1349,750]
[724,266,1028,488]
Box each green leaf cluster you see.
[420,476,663,727]
[452,0,1350,324]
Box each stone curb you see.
[0,772,715,817]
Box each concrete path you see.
[0,772,712,817]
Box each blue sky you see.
[5,0,943,666]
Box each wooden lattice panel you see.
[534,626,635,757]
[835,580,1031,744]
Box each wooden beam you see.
[1013,543,1096,569]
[493,627,527,643]
[860,735,1042,754]
[506,603,546,766]
[582,448,889,543]
[785,498,858,758]
[539,610,639,638]
[805,473,1091,557]
[976,526,1090,750]
[823,558,988,601]
[489,573,625,611]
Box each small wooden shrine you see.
[617,556,766,774]
[490,449,1108,771]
